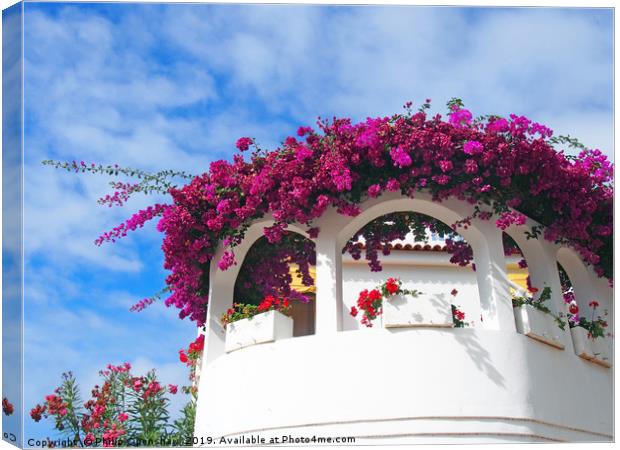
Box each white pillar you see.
[201,259,235,366]
[314,232,344,334]
[523,240,564,316]
[471,220,516,332]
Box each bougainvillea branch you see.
[47,99,613,327]
[42,160,194,205]
[95,204,169,246]
[155,99,611,325]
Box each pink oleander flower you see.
[84,433,95,446]
[117,412,128,422]
[133,379,143,392]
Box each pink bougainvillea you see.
[92,99,611,326]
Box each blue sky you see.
[19,2,613,441]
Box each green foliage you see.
[511,287,566,330]
[30,364,196,447]
[42,159,194,198]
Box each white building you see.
[193,192,613,444]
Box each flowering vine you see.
[46,99,613,327]
[350,278,421,327]
[564,297,609,339]
[219,295,292,328]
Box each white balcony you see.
[194,192,613,444]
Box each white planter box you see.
[225,310,293,353]
[570,326,612,368]
[513,305,564,350]
[383,294,453,328]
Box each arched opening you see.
[233,231,316,337]
[502,232,531,295]
[556,248,612,335]
[340,211,481,330]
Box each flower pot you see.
[513,305,564,350]
[383,294,453,328]
[570,326,611,368]
[225,310,294,353]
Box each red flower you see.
[168,384,178,395]
[450,288,458,297]
[258,295,275,312]
[133,378,144,392]
[385,278,399,295]
[84,433,95,446]
[2,398,14,416]
[30,404,46,422]
[368,289,382,301]
[188,334,205,354]
[568,302,579,315]
[179,350,188,364]
[350,306,358,317]
[588,300,600,308]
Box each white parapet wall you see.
[194,327,612,444]
[194,192,613,445]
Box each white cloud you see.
[159,5,613,156]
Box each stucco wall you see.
[194,328,612,444]
[342,250,482,330]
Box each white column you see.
[523,241,564,316]
[314,233,343,334]
[471,220,516,332]
[201,260,235,366]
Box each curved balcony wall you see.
[194,192,613,444]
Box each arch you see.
[333,193,486,251]
[312,191,517,332]
[340,210,482,330]
[233,232,316,337]
[203,217,311,364]
[212,217,310,289]
[556,246,614,352]
[501,232,530,293]
[502,219,564,316]
[556,247,612,333]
